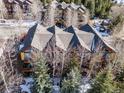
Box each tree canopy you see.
[40,0,113,18]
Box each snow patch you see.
[20,77,34,93]
[79,77,91,93]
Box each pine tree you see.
[62,52,80,77]
[75,0,81,5]
[115,69,124,93]
[88,67,116,93]
[40,0,47,5]
[34,57,52,93]
[61,67,81,93]
[65,0,71,3]
[87,0,95,18]
[47,0,53,4]
[82,0,89,6]
[95,0,112,18]
[81,0,113,18]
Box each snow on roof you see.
[19,0,25,2]
[80,5,86,10]
[24,0,32,4]
[14,0,20,4]
[79,8,85,13]
[70,2,80,10]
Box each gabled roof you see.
[21,23,38,51]
[75,28,94,51]
[65,26,94,51]
[47,26,73,51]
[4,0,31,5]
[80,5,86,11]
[14,0,20,4]
[6,0,23,4]
[60,2,69,9]
[31,25,53,51]
[78,8,85,13]
[25,0,32,4]
[80,24,94,33]
[69,2,80,10]
[80,24,116,52]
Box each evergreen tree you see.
[109,14,124,30]
[46,0,52,4]
[88,68,116,93]
[75,0,81,5]
[40,0,47,5]
[82,0,112,18]
[115,69,124,93]
[62,52,80,77]
[40,0,113,18]
[81,0,88,6]
[61,67,81,93]
[87,0,95,18]
[34,57,52,93]
[95,0,112,18]
[116,68,124,82]
[65,0,71,3]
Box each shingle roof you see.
[31,25,53,51]
[48,26,73,51]
[65,26,94,51]
[80,24,116,52]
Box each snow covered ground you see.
[0,19,37,27]
[52,85,60,93]
[20,77,61,93]
[20,77,34,93]
[52,77,61,93]
[93,19,110,37]
[115,0,124,4]
[79,77,91,93]
[51,77,91,93]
